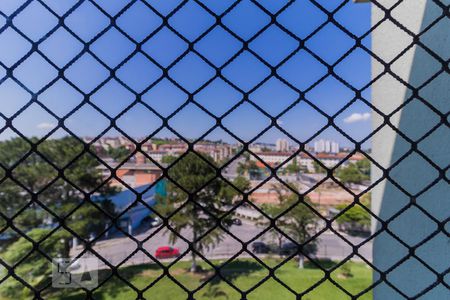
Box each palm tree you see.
[257,183,319,268]
[155,153,235,272]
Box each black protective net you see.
[0,0,448,299]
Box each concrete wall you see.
[371,0,449,298]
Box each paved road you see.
[222,156,243,180]
[71,220,372,272]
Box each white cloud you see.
[343,112,371,124]
[37,122,56,130]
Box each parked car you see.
[154,246,180,259]
[251,241,270,254]
[221,218,242,226]
[279,242,299,256]
[231,218,242,226]
[150,217,163,227]
[279,242,318,257]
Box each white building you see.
[314,139,339,154]
[330,141,339,153]
[275,139,289,152]
[252,151,363,172]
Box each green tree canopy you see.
[285,160,301,175]
[161,155,177,164]
[337,159,370,186]
[336,194,371,232]
[312,161,325,173]
[155,152,235,272]
[237,159,259,178]
[232,176,251,193]
[0,137,117,242]
[106,145,130,162]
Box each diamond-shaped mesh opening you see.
[14,1,58,42]
[39,27,84,69]
[0,27,32,68]
[168,103,216,140]
[171,53,216,93]
[219,255,270,291]
[0,0,448,299]
[117,53,162,94]
[143,78,188,117]
[0,79,31,117]
[169,1,215,42]
[387,258,439,299]
[38,79,84,117]
[14,53,58,93]
[64,1,109,43]
[12,102,58,137]
[116,103,163,142]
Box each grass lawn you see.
[49,258,373,300]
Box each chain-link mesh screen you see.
[0,0,448,299]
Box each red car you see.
[154,246,180,259]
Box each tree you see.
[283,198,319,268]
[0,137,119,298]
[161,155,177,164]
[217,176,251,204]
[256,183,293,250]
[257,183,319,268]
[337,164,363,185]
[106,145,130,162]
[336,204,370,230]
[337,161,370,186]
[355,158,370,178]
[285,160,301,175]
[237,160,260,179]
[155,153,235,272]
[336,194,371,234]
[312,161,324,173]
[247,160,260,178]
[237,161,246,176]
[232,176,251,194]
[0,137,117,243]
[337,158,370,186]
[242,152,250,162]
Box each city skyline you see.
[85,135,371,153]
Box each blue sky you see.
[0,0,372,147]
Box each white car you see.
[150,217,163,227]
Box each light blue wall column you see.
[371,1,449,299]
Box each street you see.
[71,220,372,272]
